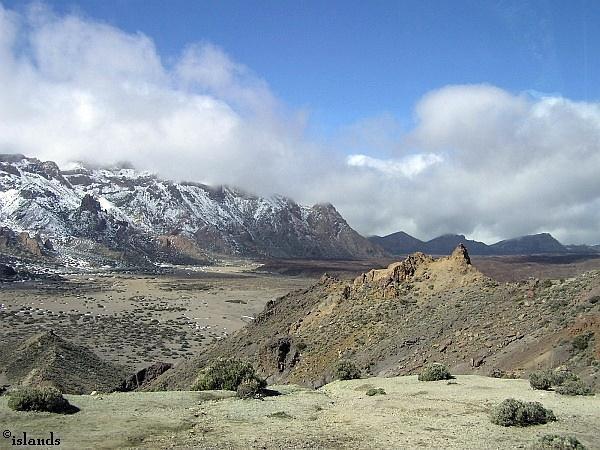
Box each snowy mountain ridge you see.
[0,154,384,263]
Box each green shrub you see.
[334,360,361,380]
[490,398,556,427]
[7,387,78,414]
[236,379,263,399]
[572,332,594,351]
[366,388,386,396]
[192,358,266,392]
[418,363,453,381]
[529,370,553,390]
[532,434,587,449]
[555,379,593,396]
[550,368,579,386]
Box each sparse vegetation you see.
[334,360,361,380]
[528,368,593,396]
[192,358,266,392]
[489,368,520,379]
[8,387,79,414]
[366,387,386,396]
[418,363,453,381]
[490,398,556,427]
[572,332,594,351]
[555,379,593,396]
[532,434,587,449]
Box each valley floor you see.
[0,266,313,372]
[0,375,598,450]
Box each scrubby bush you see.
[572,332,594,351]
[490,398,556,427]
[334,360,361,380]
[550,368,579,386]
[555,379,593,396]
[236,378,264,399]
[529,370,553,390]
[366,388,386,396]
[8,387,78,414]
[418,363,453,381]
[532,434,587,449]
[192,358,266,392]
[489,368,519,379]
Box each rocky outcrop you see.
[0,227,47,257]
[147,245,600,392]
[118,362,173,391]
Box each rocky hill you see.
[369,231,581,255]
[149,245,600,390]
[0,331,126,394]
[0,154,383,265]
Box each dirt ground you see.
[0,266,314,372]
[0,375,598,450]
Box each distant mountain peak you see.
[369,230,571,256]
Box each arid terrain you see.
[1,375,598,449]
[0,264,314,375]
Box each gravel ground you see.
[1,375,598,449]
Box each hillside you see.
[0,331,126,394]
[369,231,576,256]
[150,245,600,391]
[0,154,384,264]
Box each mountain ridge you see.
[0,154,384,264]
[369,231,597,256]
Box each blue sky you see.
[2,1,600,243]
[5,0,599,134]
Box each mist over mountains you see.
[0,154,383,265]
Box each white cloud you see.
[346,153,442,177]
[1,3,600,245]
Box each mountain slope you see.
[149,245,600,391]
[1,331,126,394]
[423,234,490,255]
[368,231,424,254]
[489,233,567,255]
[369,231,572,256]
[0,155,384,261]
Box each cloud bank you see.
[1,3,600,244]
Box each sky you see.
[0,1,599,244]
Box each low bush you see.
[555,379,593,396]
[572,332,593,351]
[532,434,587,449]
[529,370,553,390]
[236,379,263,399]
[418,363,452,382]
[192,358,266,392]
[366,388,386,396]
[334,360,361,381]
[8,387,78,414]
[550,368,579,386]
[490,398,556,427]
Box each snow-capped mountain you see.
[0,154,383,264]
